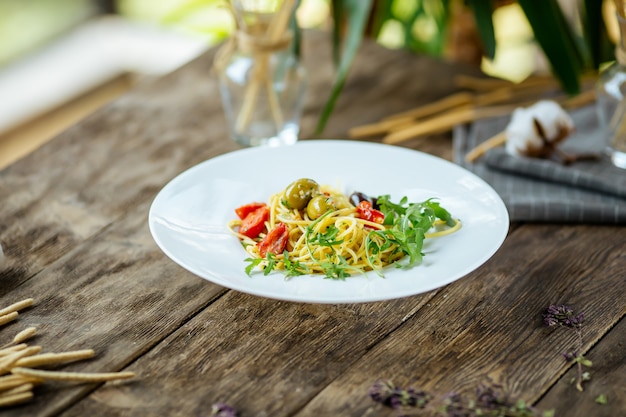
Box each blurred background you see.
[0,0,619,168]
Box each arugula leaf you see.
[308,224,344,247]
[423,199,455,227]
[244,253,278,276]
[319,254,360,280]
[247,195,456,279]
[263,253,278,275]
[282,250,310,277]
[363,196,455,273]
[244,257,264,276]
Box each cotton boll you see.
[505,100,575,157]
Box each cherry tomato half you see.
[258,223,289,257]
[356,200,385,224]
[235,202,267,220]
[239,206,270,238]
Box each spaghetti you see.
[228,179,461,279]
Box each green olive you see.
[283,178,320,210]
[306,195,335,219]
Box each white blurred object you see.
[505,100,575,157]
[0,15,208,134]
[0,242,4,265]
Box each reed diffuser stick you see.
[235,0,295,134]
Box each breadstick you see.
[0,346,42,372]
[383,91,474,122]
[0,299,34,317]
[15,349,95,368]
[0,344,27,357]
[0,391,33,407]
[11,367,135,382]
[0,382,33,396]
[0,375,39,391]
[383,106,514,144]
[465,131,508,163]
[11,327,36,345]
[0,312,18,327]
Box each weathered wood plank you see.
[291,224,625,416]
[55,224,624,417]
[0,30,469,296]
[2,25,622,417]
[0,48,235,295]
[61,290,439,417]
[0,201,226,416]
[537,316,625,417]
[0,32,489,417]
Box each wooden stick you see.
[382,91,474,122]
[0,299,34,317]
[348,118,414,138]
[15,349,95,368]
[454,74,513,91]
[235,0,295,134]
[454,74,558,92]
[383,105,515,144]
[11,367,135,383]
[265,75,284,130]
[561,89,596,109]
[350,94,475,139]
[465,131,508,163]
[0,391,33,407]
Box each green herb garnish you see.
[246,195,457,278]
[367,196,455,273]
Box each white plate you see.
[149,140,509,303]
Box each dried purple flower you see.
[475,384,507,410]
[442,392,467,417]
[543,304,584,328]
[210,403,238,417]
[369,380,430,412]
[369,380,397,406]
[389,387,430,409]
[544,303,590,392]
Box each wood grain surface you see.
[0,30,624,417]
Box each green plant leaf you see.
[466,0,496,60]
[517,0,582,94]
[369,0,393,38]
[595,394,608,405]
[290,0,302,59]
[582,0,614,69]
[316,0,373,134]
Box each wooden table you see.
[1,31,624,417]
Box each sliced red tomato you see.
[258,223,289,257]
[356,200,385,224]
[235,202,267,220]
[239,206,270,238]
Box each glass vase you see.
[596,9,626,168]
[216,0,306,147]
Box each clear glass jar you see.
[596,13,626,169]
[216,1,306,147]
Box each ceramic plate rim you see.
[148,140,509,303]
